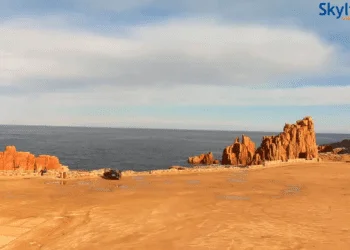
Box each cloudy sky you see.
[0,0,349,133]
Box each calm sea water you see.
[0,125,349,171]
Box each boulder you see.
[213,159,220,164]
[222,135,256,166]
[188,152,216,165]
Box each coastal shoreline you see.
[0,158,330,180]
[0,154,348,181]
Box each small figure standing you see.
[40,167,47,176]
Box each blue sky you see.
[0,0,350,133]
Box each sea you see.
[0,125,349,171]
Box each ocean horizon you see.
[0,125,349,171]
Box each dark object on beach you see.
[103,169,122,180]
[40,167,47,176]
[169,166,187,170]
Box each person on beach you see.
[40,167,47,176]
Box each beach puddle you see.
[216,194,250,201]
[132,176,145,181]
[228,170,249,183]
[187,180,200,185]
[270,184,303,199]
[90,187,114,192]
[44,181,61,185]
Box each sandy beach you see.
[1,161,350,250]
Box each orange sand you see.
[1,161,350,249]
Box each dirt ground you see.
[1,162,350,250]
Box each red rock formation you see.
[0,146,65,171]
[3,146,16,170]
[0,152,3,170]
[188,152,216,165]
[252,116,318,164]
[221,135,256,166]
[35,155,61,170]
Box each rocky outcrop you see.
[188,152,216,165]
[187,116,319,167]
[221,135,256,166]
[327,139,350,149]
[338,148,350,154]
[252,116,318,164]
[318,140,350,154]
[0,146,66,171]
[318,145,333,153]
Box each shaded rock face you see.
[221,135,256,166]
[338,148,350,154]
[213,159,220,164]
[0,146,64,171]
[188,152,216,165]
[327,139,350,149]
[252,116,318,164]
[333,148,348,154]
[319,140,350,154]
[318,145,333,153]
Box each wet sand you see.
[1,161,350,250]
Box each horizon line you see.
[0,123,349,135]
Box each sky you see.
[0,0,350,133]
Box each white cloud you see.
[0,17,339,89]
[0,17,349,132]
[73,0,156,12]
[0,86,350,123]
[31,85,350,107]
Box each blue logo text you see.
[319,2,350,19]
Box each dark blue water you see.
[0,125,348,171]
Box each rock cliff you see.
[0,146,66,171]
[252,116,318,164]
